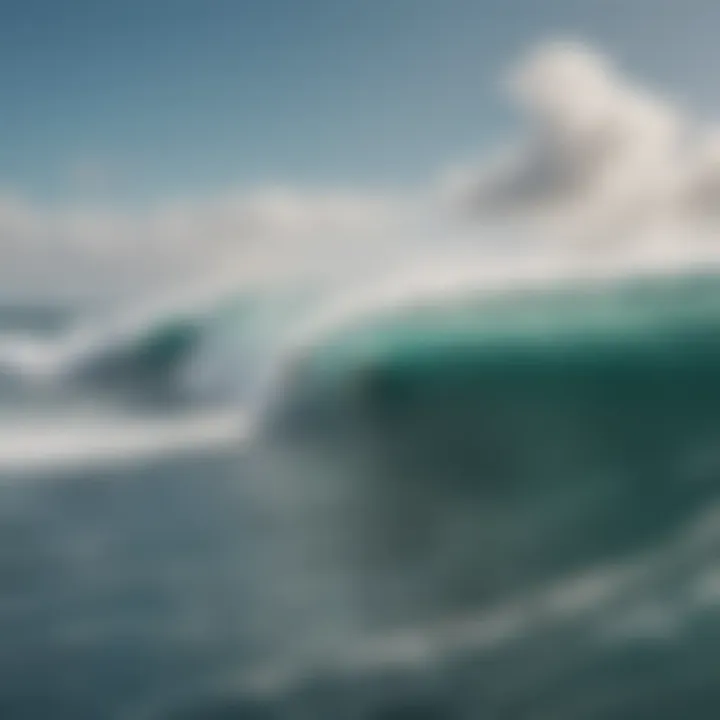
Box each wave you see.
[0,244,717,406]
[0,277,304,403]
[3,246,720,472]
[4,246,720,716]
[260,253,720,424]
[119,256,720,719]
[248,261,720,642]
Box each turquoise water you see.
[251,270,720,716]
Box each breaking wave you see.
[4,246,720,468]
[4,245,720,717]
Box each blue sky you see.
[2,0,719,204]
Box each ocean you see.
[2,256,720,718]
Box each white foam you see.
[0,410,251,475]
[285,245,720,359]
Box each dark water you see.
[4,272,720,718]
[0,452,266,718]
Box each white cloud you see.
[443,40,720,247]
[0,187,406,301]
[6,39,720,302]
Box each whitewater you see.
[3,240,720,719]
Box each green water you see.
[270,270,720,630]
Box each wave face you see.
[4,266,720,718]
[263,271,720,615]
[205,269,720,717]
